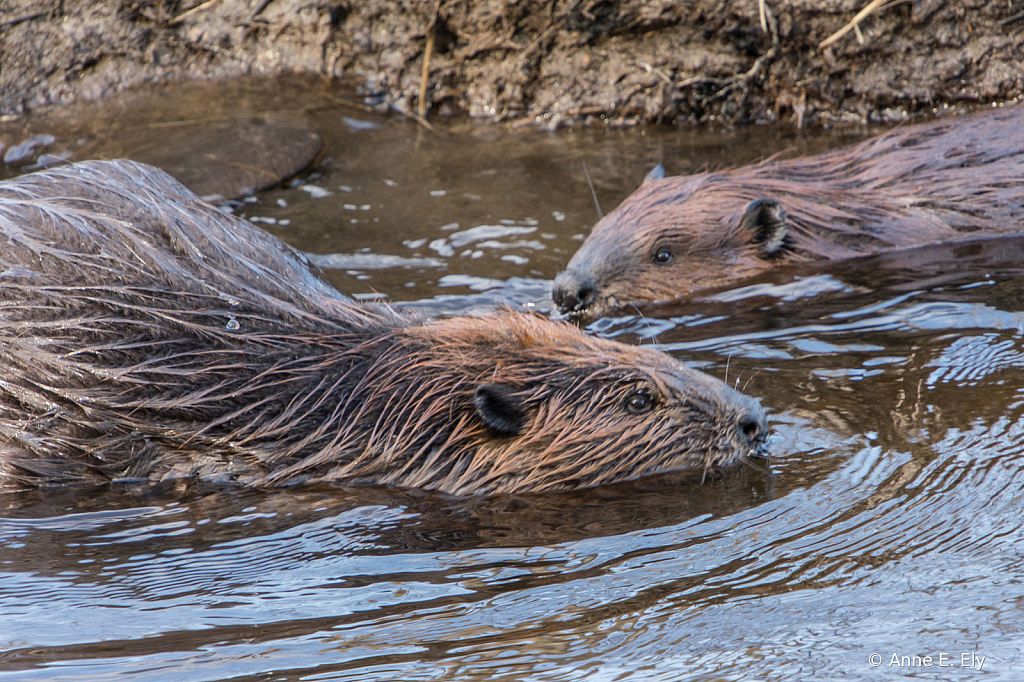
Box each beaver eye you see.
[625,391,653,415]
[653,248,672,265]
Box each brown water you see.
[1,79,1022,681]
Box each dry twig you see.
[818,0,889,49]
[677,7,779,107]
[1,11,45,27]
[169,0,220,26]
[418,0,441,120]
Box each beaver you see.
[0,160,767,496]
[553,106,1024,320]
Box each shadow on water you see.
[1,79,1024,680]
[0,458,779,554]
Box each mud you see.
[0,78,329,198]
[2,1,1022,127]
[130,118,323,200]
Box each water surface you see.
[0,80,1021,680]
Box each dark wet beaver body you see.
[554,106,1024,320]
[0,160,767,496]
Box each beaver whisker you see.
[629,304,662,346]
[581,160,603,220]
[741,369,762,393]
[740,456,771,477]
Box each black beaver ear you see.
[473,384,525,436]
[643,164,666,185]
[739,198,788,257]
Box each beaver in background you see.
[0,160,767,496]
[553,106,1024,321]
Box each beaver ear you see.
[473,384,525,436]
[643,164,666,185]
[739,198,788,257]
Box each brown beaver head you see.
[553,169,792,321]
[554,107,1024,320]
[263,311,768,495]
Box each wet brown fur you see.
[0,160,766,496]
[555,106,1024,319]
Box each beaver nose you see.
[735,400,768,450]
[552,269,597,315]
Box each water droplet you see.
[226,317,240,331]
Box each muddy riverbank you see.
[3,0,1022,127]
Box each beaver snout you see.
[735,399,768,452]
[552,268,597,317]
[703,372,769,456]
